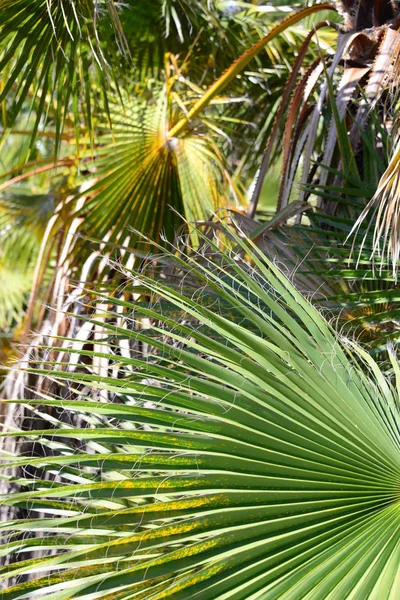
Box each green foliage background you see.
[1,1,400,597]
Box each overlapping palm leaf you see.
[10,1,338,311]
[0,0,341,338]
[1,231,400,598]
[234,205,400,353]
[238,72,399,355]
[248,1,400,220]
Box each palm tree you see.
[2,2,400,595]
[0,0,336,345]
[0,1,339,580]
[2,0,400,357]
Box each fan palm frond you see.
[1,228,400,598]
[69,90,231,257]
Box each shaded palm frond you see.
[231,207,400,354]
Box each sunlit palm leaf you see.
[0,234,36,330]
[167,2,337,139]
[1,229,400,598]
[0,0,128,146]
[65,91,230,259]
[350,140,400,278]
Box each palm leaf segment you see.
[1,231,400,598]
[0,192,54,331]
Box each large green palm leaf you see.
[1,230,400,598]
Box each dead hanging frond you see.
[349,140,400,277]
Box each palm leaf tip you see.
[1,231,400,599]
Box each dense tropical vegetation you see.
[1,0,400,597]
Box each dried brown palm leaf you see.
[278,59,324,210]
[349,27,400,149]
[278,31,360,211]
[247,20,338,218]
